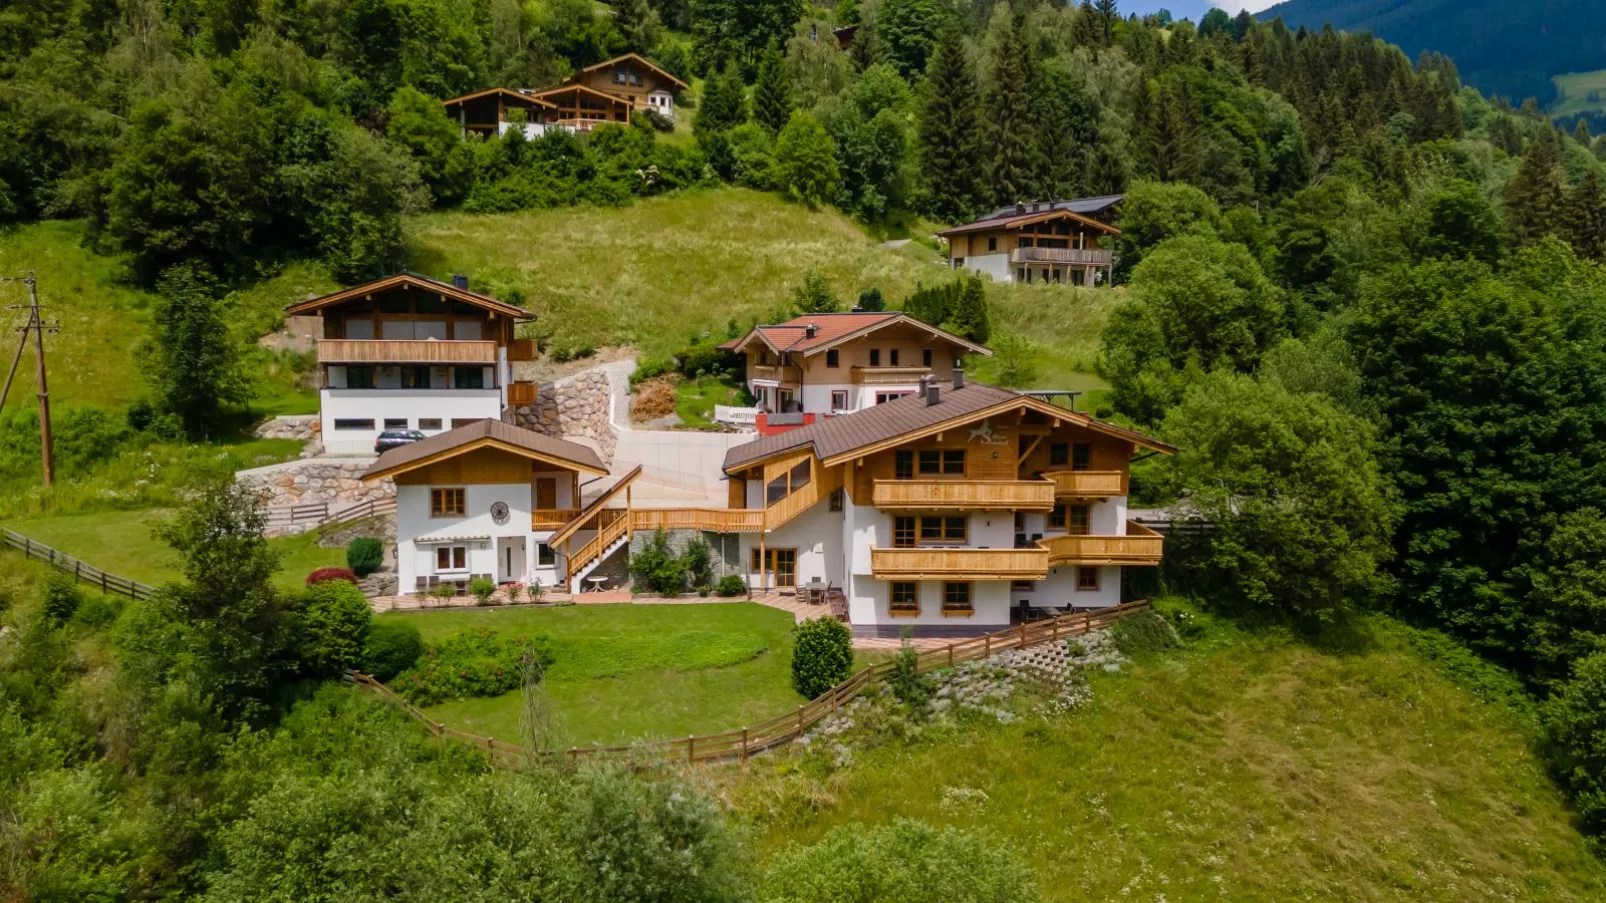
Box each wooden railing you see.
[1042,470,1127,497]
[318,339,499,364]
[871,479,1055,511]
[850,366,931,386]
[508,339,540,362]
[1009,247,1112,266]
[507,381,539,407]
[531,509,582,530]
[1040,521,1164,566]
[351,599,1153,767]
[750,363,801,384]
[1,528,158,601]
[567,509,628,577]
[631,508,765,532]
[870,546,1050,580]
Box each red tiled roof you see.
[719,312,989,357]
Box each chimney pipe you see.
[926,385,940,406]
[953,366,965,390]
[804,323,818,338]
[452,273,469,290]
[918,374,932,398]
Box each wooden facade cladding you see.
[762,456,842,530]
[1041,522,1163,567]
[530,509,582,530]
[318,339,498,364]
[507,382,539,406]
[508,340,540,362]
[1043,470,1128,497]
[1010,247,1113,266]
[870,547,1050,581]
[631,508,765,532]
[850,366,932,386]
[751,363,801,384]
[870,479,1055,511]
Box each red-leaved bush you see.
[306,567,359,586]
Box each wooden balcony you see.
[508,381,539,406]
[871,547,1049,581]
[631,508,765,532]
[1043,470,1127,498]
[872,479,1055,511]
[319,339,498,364]
[508,339,540,362]
[1010,247,1113,267]
[531,509,581,531]
[851,366,931,386]
[1040,521,1163,566]
[750,363,801,384]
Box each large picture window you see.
[431,488,466,517]
[454,367,485,389]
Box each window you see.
[1077,567,1100,591]
[1048,504,1067,530]
[943,582,972,614]
[875,391,909,404]
[893,516,917,547]
[826,349,839,368]
[536,542,555,567]
[923,348,933,368]
[890,582,919,615]
[831,390,850,412]
[917,449,965,476]
[436,546,467,571]
[346,366,376,389]
[1016,268,1026,282]
[987,236,997,251]
[1011,580,1036,592]
[384,418,408,429]
[894,450,915,480]
[869,349,881,367]
[889,349,900,366]
[1068,504,1090,535]
[749,548,797,587]
[1052,268,1062,283]
[334,419,374,431]
[431,488,466,517]
[1072,443,1092,471]
[418,418,442,430]
[953,257,964,268]
[1049,442,1069,467]
[401,366,431,388]
[918,515,966,543]
[454,367,485,389]
[829,488,844,512]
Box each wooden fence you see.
[350,598,1152,768]
[1,528,158,601]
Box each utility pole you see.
[0,273,57,486]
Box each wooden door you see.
[773,549,796,588]
[536,477,558,510]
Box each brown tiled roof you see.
[363,419,606,481]
[572,53,689,91]
[935,197,1124,238]
[722,382,1173,473]
[285,273,535,320]
[719,312,990,357]
[440,87,558,110]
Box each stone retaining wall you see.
[504,370,616,463]
[237,458,395,512]
[254,414,323,456]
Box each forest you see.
[5,0,1606,897]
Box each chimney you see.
[804,323,819,338]
[917,373,932,398]
[451,274,469,290]
[1015,203,1026,216]
[953,366,965,390]
[926,384,941,406]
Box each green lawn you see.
[4,506,345,595]
[675,374,747,428]
[380,602,884,748]
[728,614,1606,901]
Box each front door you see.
[773,549,796,588]
[535,477,557,510]
[500,537,527,582]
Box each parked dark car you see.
[375,430,426,454]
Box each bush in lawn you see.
[683,535,715,588]
[716,574,747,597]
[469,576,497,606]
[629,528,687,595]
[307,567,358,586]
[758,819,1040,903]
[70,594,121,629]
[792,616,853,699]
[392,627,554,706]
[40,574,83,624]
[293,579,373,677]
[525,579,546,604]
[362,620,424,680]
[887,634,932,712]
[346,537,383,577]
[1110,608,1181,659]
[430,582,457,602]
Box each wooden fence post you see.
[740,727,748,763]
[984,633,990,658]
[1019,622,1026,648]
[687,735,695,762]
[948,644,954,668]
[796,705,804,736]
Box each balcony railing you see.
[631,508,765,532]
[1009,247,1113,266]
[750,363,801,384]
[319,339,498,364]
[851,366,932,386]
[1040,521,1163,566]
[872,479,1055,511]
[871,547,1049,581]
[1042,470,1127,497]
[531,509,582,530]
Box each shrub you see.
[40,574,83,624]
[294,580,374,677]
[469,577,497,606]
[392,628,554,706]
[362,620,424,680]
[630,355,675,387]
[307,567,358,586]
[629,529,688,595]
[792,616,853,699]
[70,594,121,629]
[887,635,932,712]
[759,819,1040,903]
[430,582,457,601]
[683,535,715,588]
[1542,652,1606,834]
[346,537,383,577]
[525,579,546,604]
[716,574,747,597]
[1110,608,1181,659]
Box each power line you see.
[0,273,58,486]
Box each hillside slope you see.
[1261,0,1602,108]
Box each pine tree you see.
[982,17,1037,206]
[1575,119,1592,146]
[1488,115,1524,157]
[1504,133,1566,246]
[919,29,984,222]
[1071,2,1103,49]
[946,274,990,344]
[752,46,792,135]
[1231,9,1253,42]
[694,63,748,136]
[1087,136,1129,195]
[790,269,840,313]
[151,263,249,438]
[1564,170,1606,260]
[1093,0,1119,45]
[616,0,662,55]
[1143,81,1196,182]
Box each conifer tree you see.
[1094,0,1119,45]
[1488,115,1524,157]
[947,274,991,344]
[1071,1,1103,49]
[1504,133,1566,246]
[1563,170,1606,260]
[1143,81,1196,182]
[1575,119,1592,146]
[616,0,662,55]
[919,29,984,222]
[694,64,748,135]
[752,46,792,135]
[982,17,1038,206]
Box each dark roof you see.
[718,312,991,357]
[722,381,1172,473]
[364,419,606,480]
[935,196,1125,237]
[285,272,535,320]
[978,196,1124,221]
[440,87,558,109]
[573,53,689,90]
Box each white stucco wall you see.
[396,482,534,593]
[956,252,1012,283]
[739,495,843,590]
[321,388,502,454]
